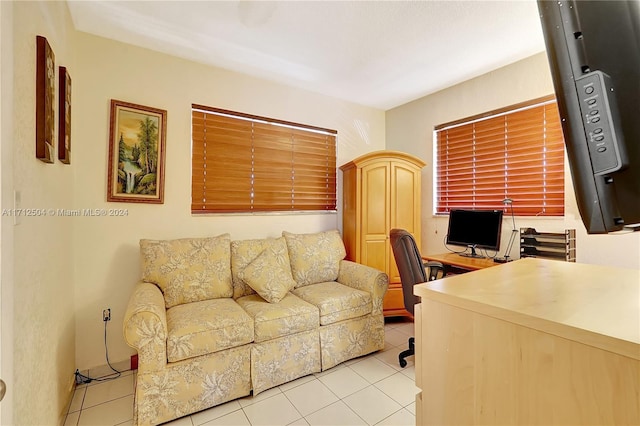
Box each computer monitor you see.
[538,0,640,233]
[446,209,504,258]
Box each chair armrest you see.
[424,261,445,281]
[337,260,389,315]
[123,281,168,373]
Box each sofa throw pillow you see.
[283,230,347,287]
[231,237,292,299]
[238,247,296,303]
[140,234,232,308]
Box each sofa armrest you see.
[336,260,389,315]
[123,281,168,373]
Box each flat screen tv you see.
[537,0,640,233]
[446,209,503,258]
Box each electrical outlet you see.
[103,308,111,322]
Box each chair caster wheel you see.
[399,358,407,368]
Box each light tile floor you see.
[64,319,416,426]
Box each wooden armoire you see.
[340,151,425,317]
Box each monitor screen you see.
[446,209,504,258]
[538,0,640,233]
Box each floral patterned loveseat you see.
[123,229,388,425]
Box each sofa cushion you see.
[236,293,319,342]
[231,237,292,299]
[140,234,232,308]
[282,230,347,287]
[238,247,297,303]
[292,282,372,326]
[166,298,254,363]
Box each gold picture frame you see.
[107,100,167,204]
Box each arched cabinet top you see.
[339,150,426,171]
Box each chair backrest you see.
[390,229,443,315]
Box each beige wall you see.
[5,1,77,423]
[0,2,14,423]
[0,2,14,424]
[386,53,640,269]
[71,32,386,370]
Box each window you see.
[435,95,565,216]
[191,105,337,213]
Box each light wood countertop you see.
[414,258,640,360]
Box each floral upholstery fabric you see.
[124,282,169,373]
[238,247,297,303]
[251,330,321,395]
[166,298,254,363]
[282,230,347,287]
[231,237,292,299]
[292,281,372,325]
[124,235,389,426]
[337,259,389,315]
[236,293,318,342]
[135,345,251,426]
[319,314,385,370]
[140,234,232,308]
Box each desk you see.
[422,252,501,273]
[413,258,640,425]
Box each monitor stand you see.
[459,245,486,259]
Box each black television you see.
[537,0,640,233]
[446,209,504,258]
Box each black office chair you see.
[390,229,445,368]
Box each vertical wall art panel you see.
[58,66,71,164]
[35,35,55,163]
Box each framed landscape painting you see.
[107,100,167,204]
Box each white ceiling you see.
[66,0,547,110]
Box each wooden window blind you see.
[435,96,565,216]
[191,105,337,213]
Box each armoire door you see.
[388,160,422,285]
[360,161,390,275]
